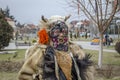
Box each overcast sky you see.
[0,0,78,25]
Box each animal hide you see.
[56,51,72,80]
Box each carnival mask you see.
[49,20,68,51]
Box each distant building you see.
[5,17,16,37]
[23,24,39,38]
[108,0,120,35]
[25,24,38,34]
[5,17,16,28]
[74,20,90,32]
[110,0,120,11]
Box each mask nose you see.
[59,33,63,37]
[58,33,64,43]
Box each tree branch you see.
[104,0,109,20]
[102,0,118,33]
[76,0,97,24]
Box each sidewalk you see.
[5,41,116,53]
[5,42,30,50]
[73,41,116,53]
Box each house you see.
[5,17,16,38]
[23,24,39,39]
[5,17,16,28]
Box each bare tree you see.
[67,0,119,68]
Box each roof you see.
[27,24,36,29]
[5,17,13,21]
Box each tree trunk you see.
[118,25,120,41]
[98,33,103,68]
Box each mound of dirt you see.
[0,61,24,72]
[95,65,120,79]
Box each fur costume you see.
[18,15,95,80]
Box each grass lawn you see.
[0,72,17,80]
[0,49,120,80]
[0,49,26,62]
[0,49,119,65]
[0,72,119,80]
[84,49,120,66]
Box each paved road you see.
[73,41,116,53]
[5,41,116,53]
[5,42,30,49]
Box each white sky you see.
[0,0,78,25]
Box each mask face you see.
[49,20,68,51]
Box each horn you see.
[41,15,48,22]
[64,15,71,21]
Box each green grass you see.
[0,72,18,80]
[0,49,25,80]
[84,49,120,65]
[0,49,26,62]
[103,45,115,50]
[0,49,119,65]
[0,49,120,80]
[0,72,119,80]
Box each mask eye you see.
[62,29,66,34]
[54,29,59,35]
[62,28,68,35]
[50,28,60,37]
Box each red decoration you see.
[38,29,49,44]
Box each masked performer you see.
[18,15,94,80]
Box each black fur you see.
[43,46,66,80]
[72,54,93,80]
[43,46,93,80]
[43,46,57,80]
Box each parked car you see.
[91,37,106,45]
[91,37,100,45]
